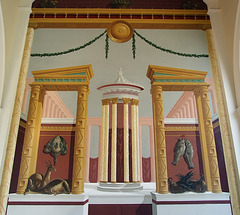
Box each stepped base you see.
[97,182,143,192]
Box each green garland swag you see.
[30,29,209,59]
[132,33,136,59]
[134,30,209,58]
[105,34,109,59]
[30,30,106,57]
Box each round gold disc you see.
[107,20,134,43]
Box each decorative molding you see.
[29,8,211,30]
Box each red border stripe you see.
[8,199,89,206]
[152,199,231,205]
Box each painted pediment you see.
[32,65,93,84]
[147,65,207,84]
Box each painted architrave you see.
[147,65,222,194]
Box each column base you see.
[151,192,231,215]
[97,182,143,192]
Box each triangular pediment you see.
[147,65,207,81]
[31,65,93,91]
[32,65,93,80]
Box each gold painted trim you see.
[29,8,211,30]
[107,20,134,43]
[165,126,198,131]
[40,126,76,131]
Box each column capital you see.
[122,98,130,104]
[28,23,38,30]
[111,97,118,104]
[102,98,110,105]
[150,85,163,95]
[130,98,139,106]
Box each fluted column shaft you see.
[131,99,139,182]
[0,28,35,205]
[100,99,110,182]
[195,86,222,193]
[17,84,45,194]
[122,98,130,183]
[151,85,168,194]
[111,98,118,183]
[206,30,240,211]
[135,100,140,182]
[72,86,89,194]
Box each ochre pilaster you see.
[0,27,35,210]
[122,98,130,183]
[17,84,45,194]
[194,87,212,191]
[71,86,89,194]
[151,85,168,194]
[206,29,240,212]
[195,85,221,193]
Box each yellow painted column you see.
[131,99,139,182]
[123,98,130,183]
[135,100,140,182]
[72,86,89,194]
[200,86,222,193]
[100,99,110,183]
[17,84,45,194]
[0,27,35,212]
[206,29,240,213]
[151,85,168,194]
[194,88,212,192]
[111,98,118,183]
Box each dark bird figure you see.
[188,175,207,193]
[184,139,194,169]
[168,178,186,193]
[172,139,186,166]
[169,171,207,194]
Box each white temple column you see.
[131,99,138,182]
[123,98,130,183]
[100,99,110,182]
[135,100,140,182]
[111,98,118,183]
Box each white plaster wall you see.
[204,0,240,174]
[0,0,33,183]
[28,29,211,118]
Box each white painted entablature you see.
[97,68,144,100]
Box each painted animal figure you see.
[184,139,194,169]
[24,161,56,194]
[40,179,71,195]
[172,139,186,166]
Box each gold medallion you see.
[107,20,134,43]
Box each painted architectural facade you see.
[0,0,240,215]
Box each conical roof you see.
[97,68,144,100]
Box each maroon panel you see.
[213,120,229,192]
[36,128,75,182]
[142,157,151,182]
[129,130,132,182]
[108,129,112,182]
[32,0,207,9]
[117,128,124,182]
[165,125,201,183]
[89,158,98,182]
[89,204,151,215]
[89,204,121,215]
[117,103,124,129]
[9,120,25,193]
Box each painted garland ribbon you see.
[30,30,209,59]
